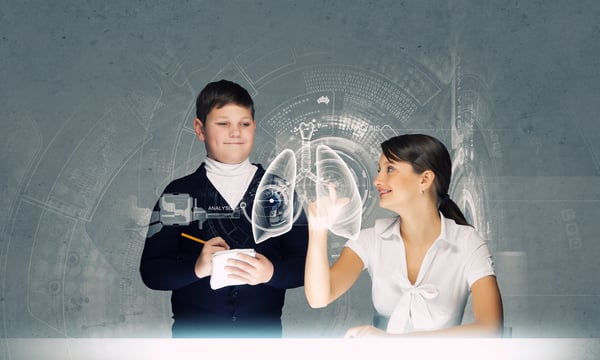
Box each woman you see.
[305,134,503,337]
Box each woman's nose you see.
[373,172,382,187]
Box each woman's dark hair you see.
[381,134,471,226]
[195,79,255,124]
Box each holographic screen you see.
[152,145,362,244]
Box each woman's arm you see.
[407,275,503,337]
[304,199,364,308]
[453,275,504,336]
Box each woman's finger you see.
[328,182,337,202]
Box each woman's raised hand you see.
[308,183,350,232]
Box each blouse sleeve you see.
[344,228,373,270]
[464,229,496,288]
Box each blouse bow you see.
[386,283,439,333]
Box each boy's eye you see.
[386,166,394,173]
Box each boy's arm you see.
[139,200,201,291]
[263,209,309,289]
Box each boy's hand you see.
[194,236,229,278]
[225,252,274,285]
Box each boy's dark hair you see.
[195,79,255,124]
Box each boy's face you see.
[194,103,256,164]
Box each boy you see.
[140,80,308,338]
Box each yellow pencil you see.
[181,232,206,244]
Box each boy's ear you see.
[194,118,205,141]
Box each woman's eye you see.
[387,166,394,173]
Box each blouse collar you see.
[377,212,455,249]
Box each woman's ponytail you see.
[438,194,470,226]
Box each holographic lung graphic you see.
[315,144,362,240]
[252,149,297,244]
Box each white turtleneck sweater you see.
[204,157,258,209]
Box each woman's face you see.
[373,154,423,212]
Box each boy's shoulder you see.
[163,165,206,193]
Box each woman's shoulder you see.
[442,216,486,249]
[352,217,397,242]
[347,217,398,262]
[373,216,400,237]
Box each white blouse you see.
[345,214,495,333]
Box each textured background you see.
[1,0,599,348]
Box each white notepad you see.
[209,249,256,290]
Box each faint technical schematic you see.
[152,145,362,245]
[561,208,582,250]
[1,45,190,337]
[158,193,194,225]
[451,56,527,334]
[147,193,242,238]
[450,57,498,249]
